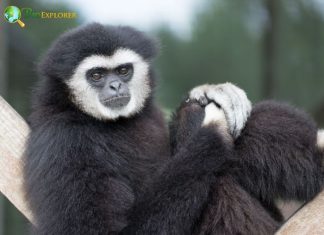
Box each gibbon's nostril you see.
[109,81,122,91]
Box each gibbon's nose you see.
[99,80,131,109]
[108,80,129,96]
[109,80,122,92]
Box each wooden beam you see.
[276,190,324,235]
[0,96,34,224]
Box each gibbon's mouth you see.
[101,95,131,109]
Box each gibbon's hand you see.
[170,99,205,144]
[170,98,232,155]
[189,82,252,138]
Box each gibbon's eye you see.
[91,72,102,81]
[116,64,131,76]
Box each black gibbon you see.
[24,23,170,234]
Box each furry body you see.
[24,24,169,234]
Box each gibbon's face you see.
[39,23,157,121]
[66,48,151,120]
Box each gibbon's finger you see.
[189,84,210,106]
[204,86,236,136]
[190,84,236,136]
[189,83,251,138]
[219,83,251,138]
[204,83,251,138]
[318,129,324,150]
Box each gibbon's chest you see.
[90,116,168,188]
[99,116,169,160]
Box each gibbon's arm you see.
[121,102,233,235]
[234,101,323,204]
[24,122,133,235]
[121,128,231,235]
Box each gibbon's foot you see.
[318,129,324,150]
[189,82,252,138]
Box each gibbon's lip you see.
[101,95,131,109]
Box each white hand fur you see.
[190,82,252,138]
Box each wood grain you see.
[0,96,34,224]
[276,190,324,235]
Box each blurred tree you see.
[155,0,324,118]
[275,0,324,112]
[315,102,324,126]
[156,0,263,109]
[263,0,279,98]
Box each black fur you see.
[122,100,277,235]
[168,101,280,235]
[128,99,323,235]
[24,24,168,235]
[180,100,323,235]
[194,176,279,235]
[121,101,237,235]
[38,23,158,81]
[234,101,323,221]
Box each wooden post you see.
[276,191,324,235]
[0,95,323,232]
[263,0,279,98]
[0,96,34,224]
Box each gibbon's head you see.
[39,23,158,120]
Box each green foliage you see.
[275,0,324,110]
[155,0,324,113]
[7,0,78,117]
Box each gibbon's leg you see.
[234,101,323,221]
[194,175,279,235]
